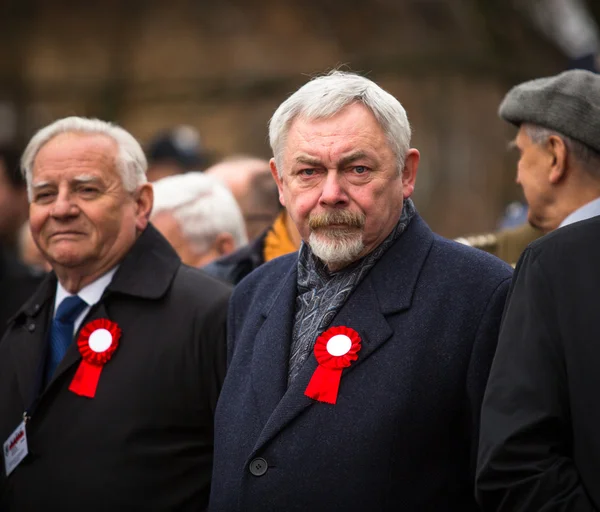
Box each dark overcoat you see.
[210,214,512,511]
[477,216,600,511]
[0,225,231,511]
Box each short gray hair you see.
[21,116,147,200]
[524,123,600,177]
[152,172,248,254]
[268,70,411,177]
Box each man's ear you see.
[401,149,420,199]
[214,232,236,256]
[269,158,286,207]
[134,183,153,231]
[547,135,568,184]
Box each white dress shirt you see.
[559,196,600,229]
[53,266,119,335]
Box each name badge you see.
[3,420,28,476]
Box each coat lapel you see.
[250,263,298,426]
[9,274,56,408]
[252,274,393,453]
[251,214,434,454]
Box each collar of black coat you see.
[13,224,180,321]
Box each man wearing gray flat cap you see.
[476,69,600,511]
[497,69,600,233]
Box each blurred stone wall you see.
[0,0,566,236]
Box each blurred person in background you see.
[0,146,29,248]
[145,125,206,182]
[0,146,43,335]
[203,156,301,285]
[477,68,600,509]
[18,221,52,273]
[205,156,282,241]
[152,172,248,267]
[202,204,301,286]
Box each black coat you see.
[0,225,231,511]
[477,216,600,511]
[210,214,512,511]
[202,229,267,285]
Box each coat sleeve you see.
[197,286,230,416]
[476,248,597,511]
[466,275,511,479]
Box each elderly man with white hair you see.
[210,71,513,511]
[0,117,231,511]
[152,172,248,268]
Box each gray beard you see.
[308,230,365,269]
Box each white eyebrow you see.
[31,181,52,190]
[31,174,102,191]
[72,174,99,184]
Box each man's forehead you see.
[32,132,118,176]
[35,132,117,163]
[292,149,371,163]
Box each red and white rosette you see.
[68,318,121,398]
[304,325,361,404]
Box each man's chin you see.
[308,232,364,268]
[46,251,88,270]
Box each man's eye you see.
[353,166,368,174]
[300,169,316,176]
[34,192,54,202]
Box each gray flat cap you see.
[499,69,600,154]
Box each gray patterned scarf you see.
[287,199,416,385]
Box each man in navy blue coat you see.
[210,71,513,511]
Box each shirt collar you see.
[54,266,119,314]
[559,196,600,228]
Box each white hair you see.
[268,70,412,177]
[151,172,248,254]
[21,116,147,200]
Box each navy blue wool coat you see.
[210,214,512,511]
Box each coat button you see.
[249,457,268,476]
[27,323,35,332]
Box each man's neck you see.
[54,259,121,293]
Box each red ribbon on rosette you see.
[68,318,121,398]
[304,325,361,404]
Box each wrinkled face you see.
[29,132,144,276]
[271,103,417,270]
[514,127,554,231]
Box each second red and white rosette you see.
[69,318,121,398]
[304,325,361,404]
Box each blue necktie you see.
[45,295,88,383]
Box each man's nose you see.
[50,191,78,218]
[319,172,348,207]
